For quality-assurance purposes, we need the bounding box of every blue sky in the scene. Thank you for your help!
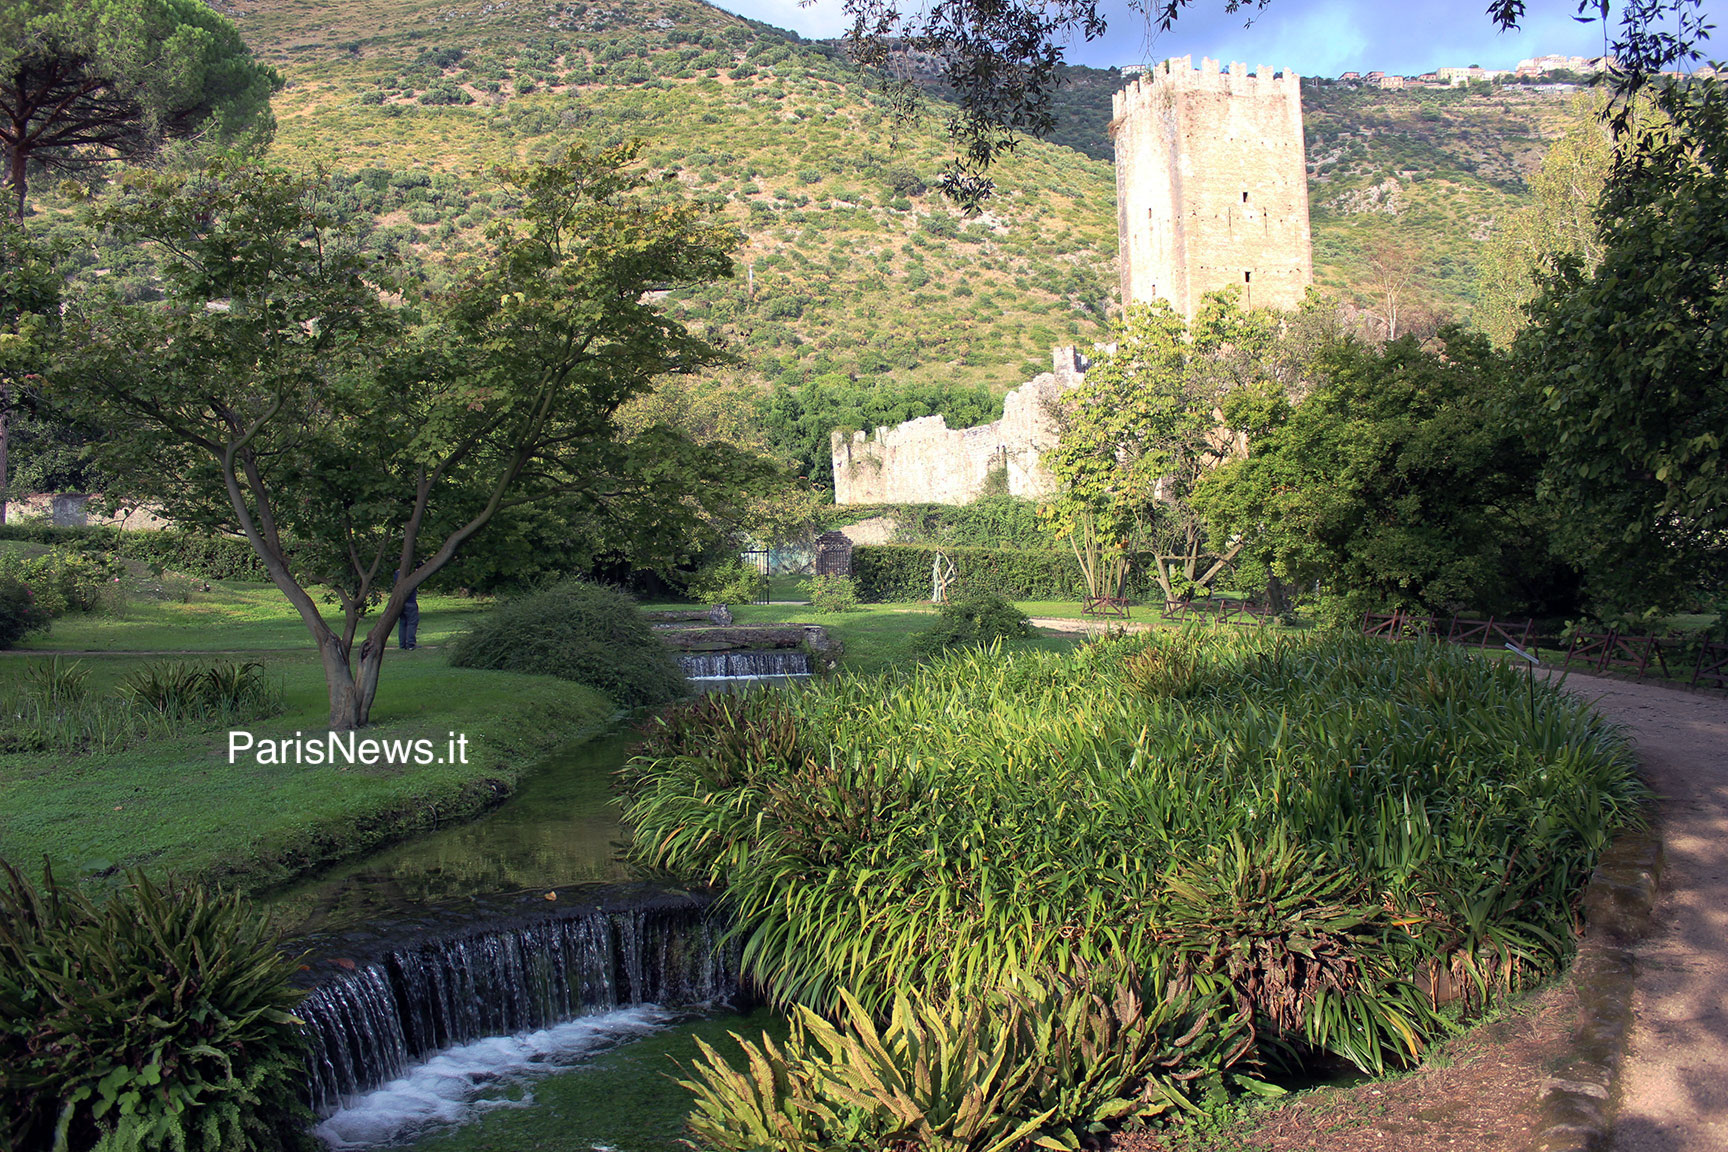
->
[709,0,1717,79]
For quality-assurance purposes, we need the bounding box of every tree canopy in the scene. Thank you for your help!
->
[1476,91,1616,347]
[0,220,62,524]
[1517,77,1728,611]
[0,0,279,219]
[1194,329,1570,624]
[1042,293,1295,602]
[52,147,752,728]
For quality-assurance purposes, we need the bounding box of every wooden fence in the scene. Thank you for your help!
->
[1563,631,1670,680]
[1446,616,1535,651]
[1361,610,1438,639]
[1163,596,1276,626]
[1694,640,1728,690]
[1358,614,1723,689]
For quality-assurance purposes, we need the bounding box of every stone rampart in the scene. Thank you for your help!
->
[830,348,1087,506]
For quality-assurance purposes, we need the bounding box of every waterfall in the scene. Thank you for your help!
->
[297,904,737,1116]
[678,650,812,679]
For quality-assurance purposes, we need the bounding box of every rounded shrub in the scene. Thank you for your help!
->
[448,578,687,708]
[802,574,860,614]
[912,592,1035,654]
[0,576,48,649]
[0,860,314,1152]
[0,546,117,617]
[685,558,765,606]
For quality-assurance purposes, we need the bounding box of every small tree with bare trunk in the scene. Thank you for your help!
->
[53,148,734,729]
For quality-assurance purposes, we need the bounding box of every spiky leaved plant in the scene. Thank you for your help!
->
[0,859,313,1152]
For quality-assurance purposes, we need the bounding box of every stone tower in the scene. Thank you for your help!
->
[1111,56,1312,318]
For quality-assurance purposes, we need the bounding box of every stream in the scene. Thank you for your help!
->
[271,729,762,1151]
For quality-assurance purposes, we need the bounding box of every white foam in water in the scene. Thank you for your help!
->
[314,1005,675,1149]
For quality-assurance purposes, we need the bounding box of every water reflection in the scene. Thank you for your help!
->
[276,732,636,935]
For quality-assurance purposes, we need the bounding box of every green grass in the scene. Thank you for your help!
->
[0,576,1086,891]
[0,581,616,893]
[765,573,808,601]
[10,581,489,652]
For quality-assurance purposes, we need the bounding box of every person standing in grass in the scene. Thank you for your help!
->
[396,570,419,650]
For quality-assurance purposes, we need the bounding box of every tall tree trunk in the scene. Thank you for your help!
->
[326,591,414,730]
[0,375,9,527]
[318,636,361,730]
[7,145,24,223]
[1152,556,1175,602]
[317,622,393,730]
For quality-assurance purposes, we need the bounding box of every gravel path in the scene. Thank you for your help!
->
[1551,673,1728,1151]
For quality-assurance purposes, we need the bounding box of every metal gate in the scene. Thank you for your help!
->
[740,548,770,605]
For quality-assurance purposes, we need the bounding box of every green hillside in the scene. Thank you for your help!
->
[213,0,1591,360]
[1301,81,1584,315]
[30,0,1586,436]
[922,64,1583,319]
[788,46,1586,325]
[211,0,1119,394]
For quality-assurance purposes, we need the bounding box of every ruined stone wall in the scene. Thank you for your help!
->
[1111,56,1312,318]
[830,348,1087,506]
[3,493,172,530]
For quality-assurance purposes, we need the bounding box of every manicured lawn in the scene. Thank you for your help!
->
[0,575,1140,891]
[11,580,491,652]
[0,581,615,892]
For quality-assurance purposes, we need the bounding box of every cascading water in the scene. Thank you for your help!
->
[297,903,738,1119]
[678,649,811,679]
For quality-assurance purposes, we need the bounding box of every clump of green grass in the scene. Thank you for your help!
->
[623,631,1641,1099]
[0,860,312,1152]
[0,658,283,755]
[681,976,1253,1152]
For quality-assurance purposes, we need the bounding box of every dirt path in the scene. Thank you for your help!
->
[1551,673,1728,1151]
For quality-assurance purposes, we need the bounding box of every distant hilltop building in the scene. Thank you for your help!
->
[1109,56,1313,319]
[1436,65,1512,85]
[1336,58,1611,87]
[1515,54,1612,77]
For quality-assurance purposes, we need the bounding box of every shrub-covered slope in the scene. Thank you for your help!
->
[34,0,1585,428]
[200,0,1121,394]
[225,0,1582,351]
[891,57,1583,318]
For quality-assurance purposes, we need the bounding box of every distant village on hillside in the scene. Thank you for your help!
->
[1123,53,1716,90]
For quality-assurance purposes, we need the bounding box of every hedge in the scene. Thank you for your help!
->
[818,497,1047,551]
[851,544,1160,603]
[0,526,270,582]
